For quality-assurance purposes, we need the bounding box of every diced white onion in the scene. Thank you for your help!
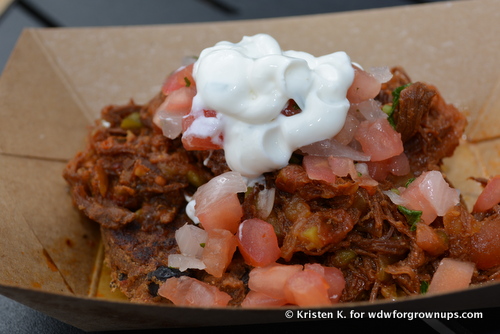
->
[383,189,407,206]
[369,66,393,83]
[185,199,200,224]
[175,223,207,258]
[352,99,387,121]
[193,171,248,210]
[168,254,206,272]
[300,138,370,162]
[256,188,276,219]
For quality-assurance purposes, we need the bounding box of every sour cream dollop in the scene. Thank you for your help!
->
[191,34,355,179]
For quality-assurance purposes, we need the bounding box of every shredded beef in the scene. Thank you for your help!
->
[63,66,498,306]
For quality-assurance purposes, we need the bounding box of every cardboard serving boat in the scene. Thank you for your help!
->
[1,0,499,330]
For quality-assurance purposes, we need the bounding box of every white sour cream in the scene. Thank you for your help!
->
[191,34,354,179]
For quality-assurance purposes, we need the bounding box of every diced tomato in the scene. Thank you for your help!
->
[247,263,303,300]
[182,109,217,131]
[427,258,475,294]
[366,153,410,181]
[193,172,246,234]
[471,220,500,269]
[237,218,281,267]
[167,253,206,272]
[161,63,195,95]
[158,276,232,307]
[416,223,448,256]
[350,162,379,195]
[473,175,500,213]
[162,86,196,114]
[347,66,382,104]
[202,229,238,277]
[197,193,243,234]
[354,118,404,162]
[304,263,345,303]
[389,171,460,225]
[240,291,287,308]
[302,155,336,183]
[153,86,197,139]
[182,109,223,151]
[182,133,223,151]
[283,269,331,306]
[328,156,354,177]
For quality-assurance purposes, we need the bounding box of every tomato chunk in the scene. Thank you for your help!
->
[416,223,448,256]
[386,171,460,225]
[427,258,474,294]
[283,269,331,306]
[366,153,410,181]
[240,291,287,308]
[354,118,404,162]
[182,109,223,151]
[237,219,281,267]
[471,220,500,269]
[202,229,238,277]
[302,155,336,183]
[304,263,345,303]
[193,172,246,234]
[347,66,381,103]
[247,263,303,300]
[197,193,243,233]
[473,175,500,213]
[158,276,231,307]
[161,63,195,95]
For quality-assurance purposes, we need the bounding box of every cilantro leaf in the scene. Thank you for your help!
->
[404,177,416,188]
[397,205,422,231]
[385,83,412,128]
[420,281,429,294]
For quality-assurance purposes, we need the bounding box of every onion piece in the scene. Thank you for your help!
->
[158,276,231,307]
[369,66,393,83]
[350,99,387,121]
[300,138,370,162]
[167,254,206,272]
[175,223,207,258]
[193,171,247,204]
[334,111,360,145]
[256,187,276,219]
[384,171,460,224]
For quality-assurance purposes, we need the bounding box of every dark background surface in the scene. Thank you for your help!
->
[1,1,499,333]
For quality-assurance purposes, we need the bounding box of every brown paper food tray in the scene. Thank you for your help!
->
[1,0,500,331]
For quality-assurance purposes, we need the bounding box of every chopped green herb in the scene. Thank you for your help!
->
[184,76,192,87]
[392,83,412,108]
[199,243,206,248]
[420,281,429,294]
[397,205,422,230]
[386,83,412,128]
[405,177,416,187]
